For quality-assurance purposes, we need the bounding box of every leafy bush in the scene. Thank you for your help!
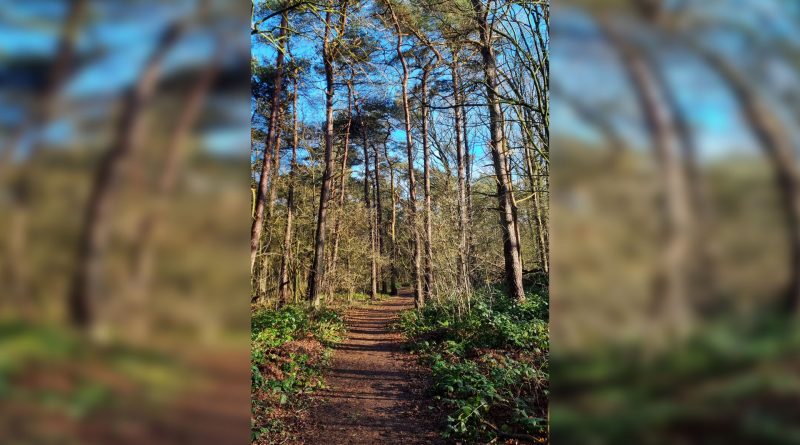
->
[250,305,346,443]
[400,287,549,443]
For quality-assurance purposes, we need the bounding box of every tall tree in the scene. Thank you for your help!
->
[470,0,525,302]
[308,0,349,307]
[451,49,472,294]
[357,97,378,299]
[69,22,184,329]
[279,68,301,304]
[387,0,424,307]
[251,11,289,275]
[329,79,354,287]
[600,16,693,332]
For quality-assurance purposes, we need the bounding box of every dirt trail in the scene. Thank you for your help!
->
[301,291,444,444]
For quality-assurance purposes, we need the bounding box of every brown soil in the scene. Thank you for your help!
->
[299,291,445,445]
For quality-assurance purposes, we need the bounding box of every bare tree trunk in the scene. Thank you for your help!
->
[421,65,434,301]
[521,122,548,273]
[279,74,300,305]
[126,43,220,335]
[258,103,285,298]
[3,0,86,310]
[471,0,525,302]
[644,48,713,307]
[602,18,693,332]
[385,142,399,295]
[307,5,339,307]
[358,101,378,299]
[695,43,800,314]
[451,54,472,294]
[374,136,386,294]
[68,23,183,330]
[388,3,423,307]
[329,80,353,290]
[462,81,474,276]
[251,12,288,275]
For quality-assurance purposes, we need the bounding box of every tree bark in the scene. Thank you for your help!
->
[127,42,221,332]
[329,80,353,289]
[258,102,285,298]
[521,117,548,273]
[250,12,289,274]
[388,3,424,307]
[374,136,386,294]
[471,0,525,302]
[421,64,434,301]
[696,43,800,314]
[451,54,472,294]
[279,73,300,305]
[385,142,399,295]
[358,101,378,299]
[68,22,183,329]
[602,18,693,332]
[307,4,340,307]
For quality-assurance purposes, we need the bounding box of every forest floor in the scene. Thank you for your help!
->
[299,290,445,445]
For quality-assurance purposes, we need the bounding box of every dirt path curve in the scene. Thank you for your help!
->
[300,291,444,445]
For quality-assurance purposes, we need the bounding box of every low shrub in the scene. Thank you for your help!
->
[400,287,549,443]
[250,305,346,443]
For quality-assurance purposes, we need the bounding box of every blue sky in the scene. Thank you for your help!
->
[0,0,247,157]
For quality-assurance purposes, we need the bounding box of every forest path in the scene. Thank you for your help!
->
[300,290,444,444]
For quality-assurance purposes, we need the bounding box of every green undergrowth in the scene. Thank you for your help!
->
[250,304,346,444]
[399,286,549,443]
[551,315,800,444]
[0,321,186,421]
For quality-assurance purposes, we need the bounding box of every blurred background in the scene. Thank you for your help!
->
[8,0,800,443]
[0,0,250,443]
[551,0,800,443]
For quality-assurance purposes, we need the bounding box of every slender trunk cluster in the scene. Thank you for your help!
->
[278,74,300,305]
[329,80,354,287]
[471,0,525,302]
[251,12,289,277]
[451,54,472,294]
[307,7,337,307]
[388,3,424,307]
[602,18,692,332]
[69,22,185,329]
[358,100,378,299]
[248,0,548,310]
[421,65,434,301]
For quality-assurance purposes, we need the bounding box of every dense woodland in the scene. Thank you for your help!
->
[249,0,549,442]
[250,0,548,307]
[552,1,800,443]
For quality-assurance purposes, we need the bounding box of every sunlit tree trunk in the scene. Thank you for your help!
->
[358,101,378,299]
[471,0,525,302]
[258,103,285,298]
[602,18,693,333]
[374,136,386,294]
[329,80,353,292]
[697,44,800,314]
[308,0,348,306]
[69,23,183,329]
[127,44,220,337]
[451,54,471,294]
[279,73,300,305]
[388,2,423,307]
[385,142,399,295]
[420,64,434,301]
[251,12,288,275]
